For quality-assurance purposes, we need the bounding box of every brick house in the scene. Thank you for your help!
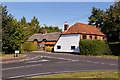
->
[54,22,107,53]
[27,29,61,51]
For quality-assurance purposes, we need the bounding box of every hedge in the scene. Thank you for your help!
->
[79,39,111,55]
[46,46,53,52]
[108,42,120,56]
[22,42,37,51]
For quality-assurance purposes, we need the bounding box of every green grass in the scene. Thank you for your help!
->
[87,55,118,58]
[17,71,118,80]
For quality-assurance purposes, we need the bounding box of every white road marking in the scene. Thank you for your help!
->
[93,62,99,64]
[42,55,79,61]
[8,72,51,79]
[25,59,50,63]
[8,69,117,79]
[86,61,91,63]
[101,63,105,64]
[110,64,117,66]
[2,64,42,71]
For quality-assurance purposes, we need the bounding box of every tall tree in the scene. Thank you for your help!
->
[30,16,40,33]
[88,1,120,42]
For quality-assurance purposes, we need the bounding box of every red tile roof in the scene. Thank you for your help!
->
[44,42,56,45]
[62,22,105,36]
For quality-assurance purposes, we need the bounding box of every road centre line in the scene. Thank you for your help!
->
[41,55,79,61]
[2,64,42,71]
[93,62,99,64]
[25,59,50,63]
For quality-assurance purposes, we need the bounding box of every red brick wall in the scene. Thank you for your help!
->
[79,34,107,41]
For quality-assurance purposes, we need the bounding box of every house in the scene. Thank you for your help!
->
[27,29,61,51]
[54,22,107,53]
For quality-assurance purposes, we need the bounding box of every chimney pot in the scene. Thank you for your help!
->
[64,22,69,31]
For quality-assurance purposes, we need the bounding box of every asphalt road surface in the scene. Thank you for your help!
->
[2,52,118,79]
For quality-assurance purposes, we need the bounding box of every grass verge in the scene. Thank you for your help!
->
[17,71,118,80]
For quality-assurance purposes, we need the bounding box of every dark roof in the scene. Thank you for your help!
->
[27,32,61,42]
[62,22,105,36]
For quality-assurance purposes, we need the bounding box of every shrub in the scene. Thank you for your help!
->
[22,42,37,51]
[79,39,111,55]
[109,42,120,56]
[46,46,53,52]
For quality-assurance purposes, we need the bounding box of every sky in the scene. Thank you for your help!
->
[1,0,116,2]
[2,2,114,30]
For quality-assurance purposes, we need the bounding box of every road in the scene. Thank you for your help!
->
[2,52,118,79]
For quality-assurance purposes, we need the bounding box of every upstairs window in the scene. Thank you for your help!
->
[95,36,97,39]
[83,35,86,39]
[71,46,75,50]
[90,36,92,39]
[57,46,61,49]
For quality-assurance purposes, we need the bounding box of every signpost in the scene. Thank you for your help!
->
[15,50,19,58]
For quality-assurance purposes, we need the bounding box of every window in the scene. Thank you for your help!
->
[95,36,97,39]
[71,46,75,50]
[90,36,92,39]
[43,39,47,43]
[57,46,61,49]
[83,35,86,39]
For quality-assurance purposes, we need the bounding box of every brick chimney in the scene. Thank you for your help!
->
[43,28,47,34]
[64,21,69,31]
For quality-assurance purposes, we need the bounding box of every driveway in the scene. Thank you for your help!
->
[2,52,118,79]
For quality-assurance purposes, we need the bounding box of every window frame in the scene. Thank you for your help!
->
[57,45,61,49]
[90,36,92,39]
[71,46,75,50]
[83,35,86,39]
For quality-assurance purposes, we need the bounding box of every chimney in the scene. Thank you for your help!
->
[64,21,69,31]
[43,28,47,34]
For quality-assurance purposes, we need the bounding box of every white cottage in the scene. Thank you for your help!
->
[54,22,106,53]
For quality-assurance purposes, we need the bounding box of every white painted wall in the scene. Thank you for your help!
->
[54,34,80,53]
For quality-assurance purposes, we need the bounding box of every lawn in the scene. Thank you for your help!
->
[17,71,118,80]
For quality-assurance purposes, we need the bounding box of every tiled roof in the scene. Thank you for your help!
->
[44,42,56,45]
[27,32,61,42]
[62,22,105,36]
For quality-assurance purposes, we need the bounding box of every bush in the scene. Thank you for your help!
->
[79,39,111,55]
[22,42,37,51]
[109,42,120,56]
[46,46,53,52]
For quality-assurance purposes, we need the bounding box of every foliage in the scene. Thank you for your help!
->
[79,39,111,55]
[0,3,2,52]
[22,42,37,51]
[39,24,62,33]
[88,1,120,42]
[46,46,53,52]
[2,5,62,54]
[108,42,120,56]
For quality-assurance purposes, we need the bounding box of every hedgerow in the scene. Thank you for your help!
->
[79,39,111,55]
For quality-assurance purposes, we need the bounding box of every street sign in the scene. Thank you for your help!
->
[15,50,19,58]
[15,50,19,54]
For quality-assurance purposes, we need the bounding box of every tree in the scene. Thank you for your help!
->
[38,25,62,33]
[0,3,2,51]
[88,1,120,42]
[30,16,40,33]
